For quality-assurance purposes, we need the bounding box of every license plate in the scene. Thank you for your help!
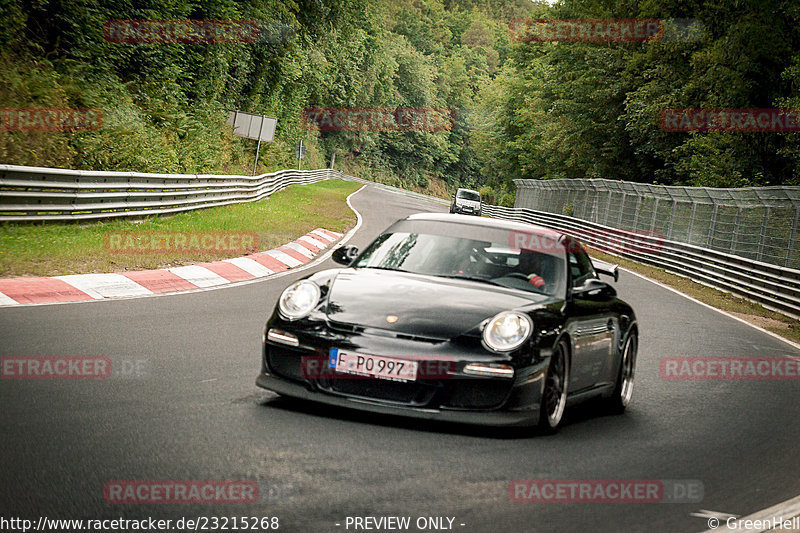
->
[329,349,418,382]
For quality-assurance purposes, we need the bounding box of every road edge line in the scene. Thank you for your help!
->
[621,268,800,352]
[698,493,800,532]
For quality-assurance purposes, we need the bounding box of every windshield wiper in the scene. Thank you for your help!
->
[364,266,412,273]
[437,274,504,286]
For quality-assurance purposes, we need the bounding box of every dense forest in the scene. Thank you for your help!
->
[1,0,799,207]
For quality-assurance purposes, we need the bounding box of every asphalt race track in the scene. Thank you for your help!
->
[1,184,799,533]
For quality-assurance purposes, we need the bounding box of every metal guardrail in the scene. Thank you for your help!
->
[0,165,333,221]
[324,174,800,319]
[515,178,800,269]
[3,163,797,318]
[482,204,800,319]
[337,172,450,206]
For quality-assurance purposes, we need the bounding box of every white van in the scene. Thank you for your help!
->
[449,188,482,216]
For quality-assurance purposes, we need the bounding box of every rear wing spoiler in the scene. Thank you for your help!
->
[591,258,619,282]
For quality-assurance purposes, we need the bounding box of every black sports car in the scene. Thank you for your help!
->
[257,213,638,430]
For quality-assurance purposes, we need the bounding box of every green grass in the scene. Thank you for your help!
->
[0,179,361,277]
[588,248,800,345]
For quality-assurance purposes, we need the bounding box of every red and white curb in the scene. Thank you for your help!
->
[0,228,343,306]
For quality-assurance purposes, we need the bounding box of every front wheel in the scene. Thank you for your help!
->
[538,339,569,433]
[604,331,637,414]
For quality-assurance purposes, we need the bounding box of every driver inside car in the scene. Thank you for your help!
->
[517,250,549,290]
[449,239,481,276]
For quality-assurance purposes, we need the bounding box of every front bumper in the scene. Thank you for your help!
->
[453,206,481,216]
[257,372,541,426]
[257,323,548,427]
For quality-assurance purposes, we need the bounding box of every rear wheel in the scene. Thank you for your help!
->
[604,331,637,414]
[538,339,569,432]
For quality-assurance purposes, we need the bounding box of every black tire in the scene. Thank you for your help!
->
[538,339,570,433]
[604,331,637,414]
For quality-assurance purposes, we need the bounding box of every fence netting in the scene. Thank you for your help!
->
[514,179,800,269]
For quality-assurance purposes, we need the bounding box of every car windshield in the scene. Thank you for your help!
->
[456,190,481,202]
[354,229,566,297]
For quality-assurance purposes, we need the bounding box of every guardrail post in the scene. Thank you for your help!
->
[604,190,613,226]
[757,207,770,262]
[788,207,799,268]
[687,203,697,244]
[650,198,659,233]
[565,188,573,215]
[582,186,593,220]
[667,201,677,240]
[633,195,642,231]
[731,207,742,256]
[707,203,719,247]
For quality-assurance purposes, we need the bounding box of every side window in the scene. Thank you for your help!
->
[568,247,596,287]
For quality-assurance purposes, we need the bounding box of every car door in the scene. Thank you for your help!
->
[565,243,617,393]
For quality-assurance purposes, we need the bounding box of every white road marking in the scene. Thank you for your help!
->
[310,229,338,242]
[168,265,229,288]
[0,292,20,305]
[298,235,329,249]
[265,249,302,268]
[697,493,800,531]
[691,509,739,520]
[622,268,800,353]
[223,257,274,278]
[284,241,314,258]
[55,273,152,299]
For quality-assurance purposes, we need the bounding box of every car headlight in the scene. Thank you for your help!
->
[482,311,533,352]
[278,280,321,320]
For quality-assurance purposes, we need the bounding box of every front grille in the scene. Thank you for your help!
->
[317,376,437,406]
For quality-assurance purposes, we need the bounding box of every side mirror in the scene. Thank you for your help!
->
[331,245,359,265]
[591,259,619,282]
[572,278,616,301]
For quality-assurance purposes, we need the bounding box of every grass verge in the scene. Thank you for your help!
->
[0,179,361,277]
[588,248,800,345]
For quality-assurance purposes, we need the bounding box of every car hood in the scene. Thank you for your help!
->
[325,269,538,339]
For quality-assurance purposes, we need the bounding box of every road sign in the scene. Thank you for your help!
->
[227,110,278,175]
[227,111,277,142]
